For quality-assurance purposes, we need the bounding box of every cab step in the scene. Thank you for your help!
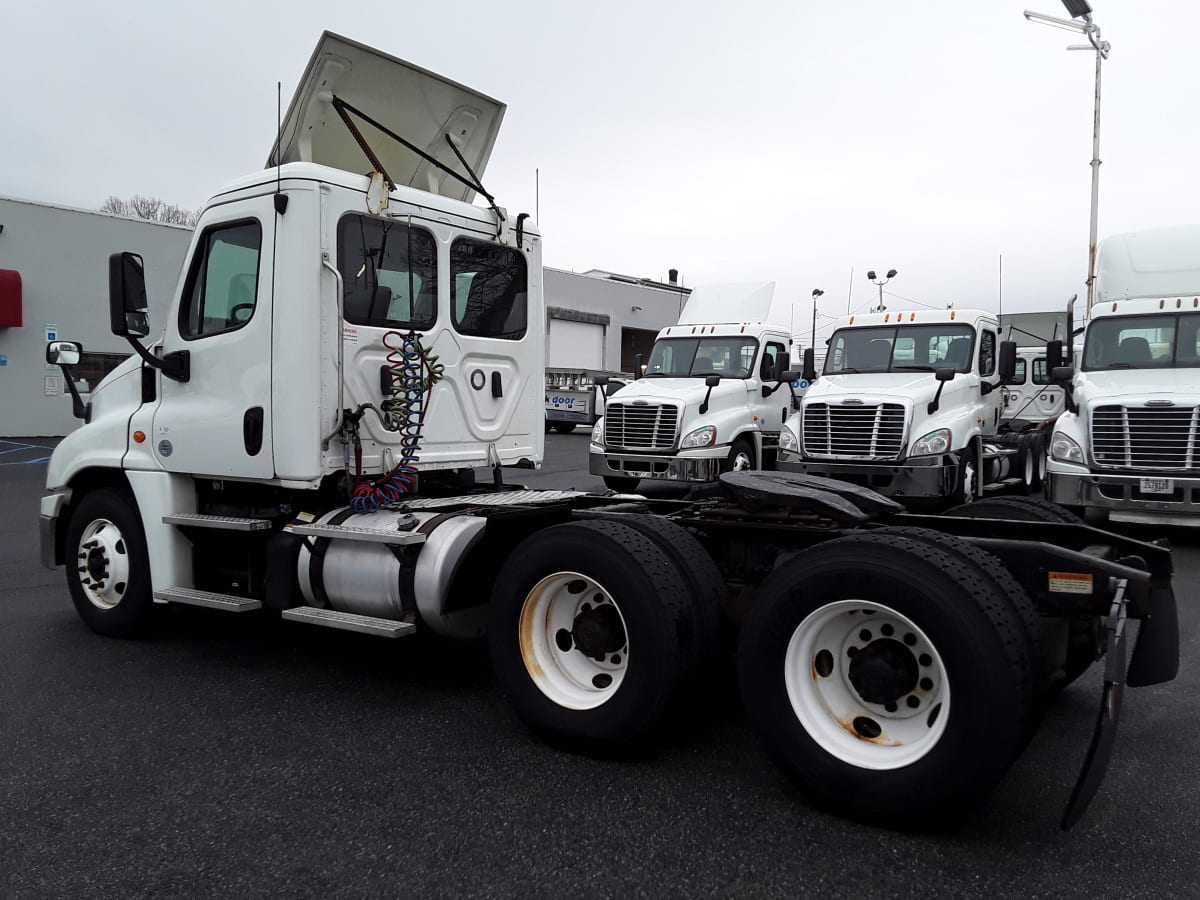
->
[281,606,416,638]
[290,523,426,545]
[982,478,1025,492]
[153,587,262,611]
[163,513,273,532]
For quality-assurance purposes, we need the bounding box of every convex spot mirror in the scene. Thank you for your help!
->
[46,340,82,366]
[1051,365,1075,384]
[705,374,721,387]
[935,367,956,382]
[108,251,150,338]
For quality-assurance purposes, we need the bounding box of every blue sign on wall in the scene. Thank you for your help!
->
[0,354,7,366]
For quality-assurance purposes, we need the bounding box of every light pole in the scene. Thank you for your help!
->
[811,288,824,350]
[1024,0,1110,311]
[866,269,897,312]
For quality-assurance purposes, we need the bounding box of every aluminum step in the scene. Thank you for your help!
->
[154,587,262,611]
[291,523,426,545]
[163,513,273,532]
[281,606,416,638]
[982,478,1025,492]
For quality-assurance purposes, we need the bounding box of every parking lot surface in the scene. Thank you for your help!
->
[3,432,1198,897]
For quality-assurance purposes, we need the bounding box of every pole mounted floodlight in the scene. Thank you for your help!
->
[868,269,897,312]
[811,288,825,348]
[1024,1,1110,310]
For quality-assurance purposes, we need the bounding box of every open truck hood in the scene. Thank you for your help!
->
[268,31,505,204]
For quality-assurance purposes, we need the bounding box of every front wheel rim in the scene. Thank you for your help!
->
[76,518,131,610]
[784,599,951,770]
[732,449,753,471]
[961,459,976,502]
[518,571,629,710]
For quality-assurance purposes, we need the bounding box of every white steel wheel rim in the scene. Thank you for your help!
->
[1037,445,1047,482]
[76,517,132,610]
[518,571,629,710]
[784,599,951,770]
[961,458,976,502]
[732,448,753,471]
[1023,448,1034,487]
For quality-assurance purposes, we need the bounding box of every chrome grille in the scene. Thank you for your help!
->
[802,402,907,460]
[1091,404,1200,471]
[604,403,680,451]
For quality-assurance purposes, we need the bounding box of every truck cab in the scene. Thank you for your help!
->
[777,308,1027,504]
[1046,226,1200,525]
[588,282,796,492]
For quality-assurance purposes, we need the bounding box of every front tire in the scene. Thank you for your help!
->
[551,422,577,434]
[64,487,154,638]
[723,437,756,473]
[950,444,978,506]
[738,530,1036,828]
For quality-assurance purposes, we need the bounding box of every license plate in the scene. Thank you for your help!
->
[1140,478,1174,495]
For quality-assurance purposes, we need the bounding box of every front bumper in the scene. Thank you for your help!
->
[589,447,724,483]
[776,453,956,499]
[1047,467,1200,525]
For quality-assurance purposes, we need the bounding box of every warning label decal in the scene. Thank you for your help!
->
[1049,571,1093,595]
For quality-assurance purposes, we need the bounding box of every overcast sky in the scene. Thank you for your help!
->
[5,1,1198,343]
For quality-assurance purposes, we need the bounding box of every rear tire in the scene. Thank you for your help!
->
[603,475,641,493]
[489,519,700,751]
[738,530,1036,828]
[65,487,155,638]
[551,422,577,434]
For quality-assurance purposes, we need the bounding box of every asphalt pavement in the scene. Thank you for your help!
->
[3,433,1199,898]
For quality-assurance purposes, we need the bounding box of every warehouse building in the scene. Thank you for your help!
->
[0,196,687,437]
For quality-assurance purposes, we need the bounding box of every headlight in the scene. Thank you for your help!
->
[779,425,799,452]
[681,425,717,448]
[591,418,605,446]
[910,428,951,457]
[1051,432,1084,464]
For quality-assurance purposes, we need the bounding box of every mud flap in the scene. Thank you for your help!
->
[1126,585,1179,687]
[1061,585,1127,830]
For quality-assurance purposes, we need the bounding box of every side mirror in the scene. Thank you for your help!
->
[633,353,643,381]
[802,348,817,382]
[774,358,790,381]
[782,370,800,382]
[46,340,82,367]
[1051,365,1075,385]
[108,252,150,338]
[1046,339,1065,372]
[593,375,609,387]
[935,367,956,382]
[705,374,721,387]
[998,340,1017,382]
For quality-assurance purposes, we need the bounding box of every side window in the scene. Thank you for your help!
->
[451,238,527,340]
[338,215,437,330]
[1032,358,1051,385]
[180,220,262,339]
[760,341,787,379]
[1011,359,1027,385]
[979,330,996,377]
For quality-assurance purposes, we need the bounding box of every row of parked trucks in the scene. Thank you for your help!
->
[39,33,1182,830]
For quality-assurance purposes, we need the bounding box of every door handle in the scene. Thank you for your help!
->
[243,406,264,456]
[491,371,503,398]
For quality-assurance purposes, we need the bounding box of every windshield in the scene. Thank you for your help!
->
[824,325,976,375]
[645,337,759,378]
[1082,313,1200,370]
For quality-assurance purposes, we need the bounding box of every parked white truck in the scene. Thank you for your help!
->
[1046,225,1200,526]
[36,33,1179,830]
[588,282,797,491]
[777,308,1048,504]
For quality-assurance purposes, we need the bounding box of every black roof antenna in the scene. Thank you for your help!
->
[273,81,288,216]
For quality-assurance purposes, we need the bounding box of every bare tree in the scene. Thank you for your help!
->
[100,194,201,227]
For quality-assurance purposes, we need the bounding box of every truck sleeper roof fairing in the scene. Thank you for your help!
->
[676,282,779,326]
[268,31,505,205]
[1096,225,1200,302]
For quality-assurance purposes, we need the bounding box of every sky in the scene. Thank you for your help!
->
[4,0,1199,345]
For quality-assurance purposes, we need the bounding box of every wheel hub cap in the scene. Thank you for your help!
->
[847,638,918,705]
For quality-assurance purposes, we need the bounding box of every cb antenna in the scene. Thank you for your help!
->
[273,81,288,215]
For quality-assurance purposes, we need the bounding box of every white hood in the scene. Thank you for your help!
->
[609,377,744,408]
[269,32,505,204]
[805,372,940,405]
[1077,368,1200,401]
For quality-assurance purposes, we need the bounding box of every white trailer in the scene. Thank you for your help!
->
[1046,225,1200,526]
[37,33,1179,830]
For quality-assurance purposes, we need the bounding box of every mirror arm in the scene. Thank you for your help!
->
[700,386,715,415]
[927,382,946,415]
[54,363,91,421]
[122,335,190,383]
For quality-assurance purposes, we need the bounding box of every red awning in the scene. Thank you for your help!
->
[0,269,21,327]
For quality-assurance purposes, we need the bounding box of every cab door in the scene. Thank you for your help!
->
[150,197,275,478]
[977,327,1004,432]
[750,338,791,433]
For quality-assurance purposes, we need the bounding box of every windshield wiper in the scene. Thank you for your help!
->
[832,367,860,374]
[894,365,935,371]
[1105,362,1137,369]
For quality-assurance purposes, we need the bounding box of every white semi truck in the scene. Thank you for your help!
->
[777,308,1049,504]
[1046,225,1200,526]
[38,33,1179,830]
[588,282,797,491]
